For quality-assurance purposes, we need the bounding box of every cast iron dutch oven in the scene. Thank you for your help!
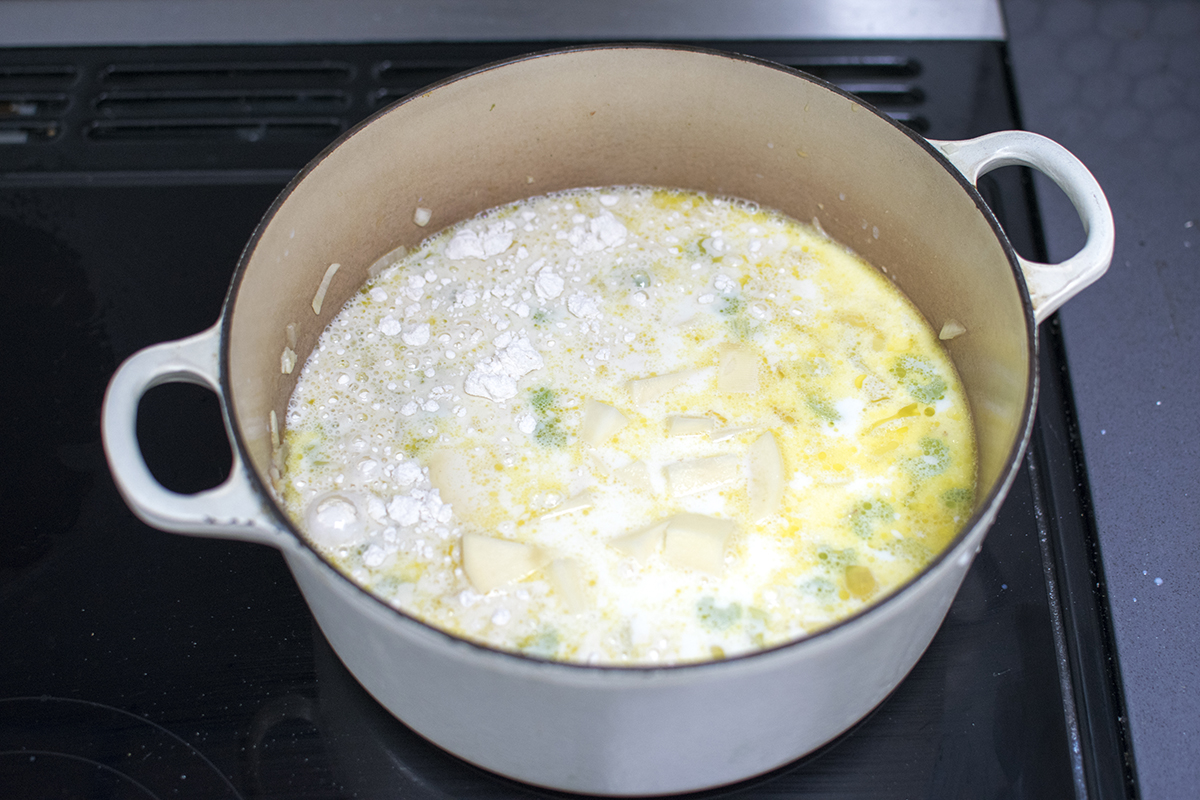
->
[102,46,1113,796]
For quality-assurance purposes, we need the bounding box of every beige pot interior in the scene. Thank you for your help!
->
[225,46,1031,524]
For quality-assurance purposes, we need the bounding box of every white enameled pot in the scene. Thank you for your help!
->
[101,46,1113,796]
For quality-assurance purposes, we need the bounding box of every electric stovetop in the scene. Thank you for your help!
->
[0,39,1132,799]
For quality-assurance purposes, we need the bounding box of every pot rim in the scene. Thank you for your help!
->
[219,42,1038,675]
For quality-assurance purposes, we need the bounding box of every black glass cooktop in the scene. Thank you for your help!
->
[0,41,1130,799]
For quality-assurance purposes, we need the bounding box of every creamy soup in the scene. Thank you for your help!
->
[276,186,976,665]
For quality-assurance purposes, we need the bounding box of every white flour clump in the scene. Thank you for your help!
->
[464,332,545,402]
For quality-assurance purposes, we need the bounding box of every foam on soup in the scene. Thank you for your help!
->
[276,186,976,665]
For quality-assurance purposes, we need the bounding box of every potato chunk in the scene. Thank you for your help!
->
[628,369,701,407]
[608,520,670,563]
[669,416,715,437]
[579,400,630,446]
[548,558,590,612]
[717,345,760,393]
[461,533,549,593]
[663,514,736,575]
[747,431,786,522]
[665,455,740,497]
[427,449,490,525]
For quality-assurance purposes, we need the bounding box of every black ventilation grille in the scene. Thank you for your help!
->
[99,61,356,89]
[0,42,992,174]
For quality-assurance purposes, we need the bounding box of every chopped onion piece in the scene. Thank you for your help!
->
[939,319,967,340]
[281,346,297,374]
[461,533,549,593]
[414,206,433,227]
[663,514,735,576]
[665,455,740,498]
[579,400,630,446]
[311,262,341,315]
[747,431,786,522]
[608,520,670,563]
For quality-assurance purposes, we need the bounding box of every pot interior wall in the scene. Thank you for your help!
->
[226,46,1032,520]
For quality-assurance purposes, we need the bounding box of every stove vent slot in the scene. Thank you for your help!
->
[782,55,928,132]
[94,90,351,118]
[785,55,920,79]
[0,65,78,91]
[0,67,75,146]
[84,61,357,147]
[99,61,355,90]
[2,94,70,118]
[84,118,344,143]
[371,60,477,108]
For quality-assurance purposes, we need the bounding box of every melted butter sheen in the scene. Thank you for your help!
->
[279,187,976,665]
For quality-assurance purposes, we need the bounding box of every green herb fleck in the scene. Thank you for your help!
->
[942,486,974,511]
[529,387,556,415]
[816,545,857,570]
[848,499,895,539]
[719,296,745,316]
[521,628,560,659]
[891,355,948,404]
[806,394,841,423]
[908,436,951,479]
[800,576,837,601]
[534,418,568,448]
[528,387,567,448]
[697,596,743,630]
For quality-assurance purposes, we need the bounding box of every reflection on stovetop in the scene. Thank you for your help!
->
[0,38,1125,800]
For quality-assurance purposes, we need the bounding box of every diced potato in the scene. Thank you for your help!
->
[614,460,654,492]
[845,565,877,598]
[461,533,549,593]
[427,449,488,524]
[541,491,594,520]
[628,369,701,407]
[747,431,786,522]
[663,514,736,575]
[669,416,715,437]
[665,455,740,498]
[586,449,612,478]
[548,558,590,613]
[579,400,630,446]
[717,345,760,393]
[608,520,670,563]
[710,425,758,442]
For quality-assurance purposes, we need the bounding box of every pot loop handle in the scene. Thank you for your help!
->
[101,324,288,548]
[930,131,1114,325]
